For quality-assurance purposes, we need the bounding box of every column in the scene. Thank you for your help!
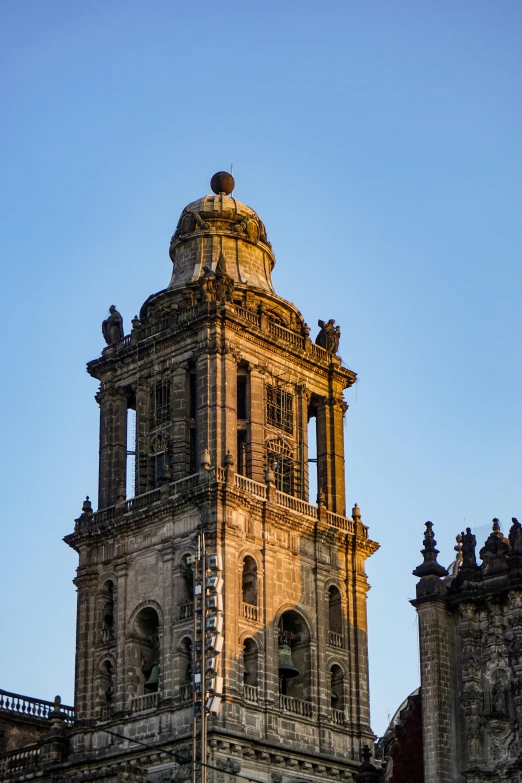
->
[96,385,128,509]
[134,378,151,495]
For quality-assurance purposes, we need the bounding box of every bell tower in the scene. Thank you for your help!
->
[65,172,379,782]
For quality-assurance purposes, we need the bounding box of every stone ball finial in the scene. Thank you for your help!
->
[211,171,235,195]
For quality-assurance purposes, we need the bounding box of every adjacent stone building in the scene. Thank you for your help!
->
[411,518,522,782]
[0,173,379,783]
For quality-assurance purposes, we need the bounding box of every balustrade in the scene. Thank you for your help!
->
[92,506,116,525]
[244,684,258,703]
[170,473,200,494]
[328,631,344,648]
[242,603,259,622]
[234,305,261,328]
[179,602,193,620]
[268,320,303,348]
[275,491,318,519]
[332,709,345,726]
[125,488,161,512]
[0,689,74,722]
[278,694,314,718]
[0,745,40,776]
[97,705,112,721]
[325,510,355,534]
[234,474,267,498]
[179,684,192,702]
[130,692,158,713]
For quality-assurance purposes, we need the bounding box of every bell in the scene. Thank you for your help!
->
[278,643,300,680]
[144,664,159,689]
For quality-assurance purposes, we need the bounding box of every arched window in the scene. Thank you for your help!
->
[178,636,193,703]
[99,660,113,706]
[278,610,311,701]
[179,554,194,620]
[243,638,259,703]
[101,580,115,643]
[266,437,295,496]
[242,556,258,606]
[330,664,344,712]
[328,586,343,647]
[133,607,160,694]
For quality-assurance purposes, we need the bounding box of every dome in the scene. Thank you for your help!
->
[168,175,276,292]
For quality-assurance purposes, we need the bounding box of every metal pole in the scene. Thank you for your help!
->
[201,533,207,783]
[192,536,200,783]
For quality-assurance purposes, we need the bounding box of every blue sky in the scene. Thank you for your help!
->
[1,1,522,737]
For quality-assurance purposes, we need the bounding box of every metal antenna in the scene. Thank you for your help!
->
[231,163,234,176]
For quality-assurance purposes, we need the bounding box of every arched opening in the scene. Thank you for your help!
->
[133,607,160,694]
[243,638,259,702]
[242,556,258,605]
[179,554,194,620]
[101,580,115,643]
[328,586,343,647]
[266,436,295,496]
[99,660,113,707]
[330,664,344,713]
[307,403,318,503]
[179,636,193,702]
[278,610,311,701]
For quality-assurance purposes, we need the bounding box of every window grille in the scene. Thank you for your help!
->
[266,384,293,433]
[151,381,170,428]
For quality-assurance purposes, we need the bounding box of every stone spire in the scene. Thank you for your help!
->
[413,521,449,579]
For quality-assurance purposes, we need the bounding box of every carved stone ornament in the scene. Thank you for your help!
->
[315,319,340,353]
[460,683,484,761]
[173,209,210,241]
[102,305,124,345]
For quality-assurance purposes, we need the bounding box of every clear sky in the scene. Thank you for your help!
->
[1,1,522,738]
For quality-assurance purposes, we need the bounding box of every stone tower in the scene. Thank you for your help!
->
[412,518,522,783]
[64,173,379,782]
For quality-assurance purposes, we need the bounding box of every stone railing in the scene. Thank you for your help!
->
[279,694,314,718]
[92,506,116,525]
[244,684,258,703]
[170,472,200,494]
[130,692,158,713]
[125,488,161,512]
[84,471,364,541]
[0,744,41,776]
[234,305,261,328]
[267,319,304,349]
[325,510,355,534]
[101,628,114,643]
[332,709,345,726]
[114,334,132,351]
[242,602,259,622]
[275,491,318,519]
[328,631,343,649]
[234,473,267,499]
[0,689,74,723]
[97,705,112,721]
[179,602,193,620]
[179,684,192,702]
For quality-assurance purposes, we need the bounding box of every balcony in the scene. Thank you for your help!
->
[279,694,314,718]
[244,684,258,703]
[179,602,193,621]
[328,631,343,648]
[75,471,368,541]
[130,692,158,713]
[0,689,74,723]
[242,602,259,622]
